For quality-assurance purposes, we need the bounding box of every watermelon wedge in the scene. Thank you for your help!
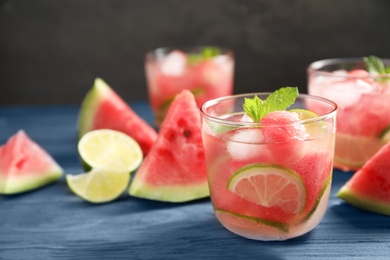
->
[78,78,157,155]
[129,90,209,202]
[337,140,390,215]
[0,130,63,194]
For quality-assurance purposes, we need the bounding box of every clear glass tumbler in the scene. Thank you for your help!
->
[308,58,390,171]
[145,46,234,127]
[200,93,337,240]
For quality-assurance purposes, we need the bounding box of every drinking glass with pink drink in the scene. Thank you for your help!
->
[308,57,390,171]
[200,87,337,241]
[145,46,234,127]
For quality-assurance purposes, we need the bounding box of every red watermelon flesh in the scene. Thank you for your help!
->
[290,152,333,216]
[0,130,63,194]
[337,140,390,215]
[129,89,209,202]
[78,78,157,155]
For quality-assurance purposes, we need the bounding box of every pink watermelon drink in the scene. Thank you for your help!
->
[200,88,337,241]
[145,46,234,127]
[308,57,390,171]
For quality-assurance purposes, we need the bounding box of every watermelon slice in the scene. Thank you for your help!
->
[0,130,63,194]
[337,140,390,215]
[129,90,209,202]
[78,78,157,155]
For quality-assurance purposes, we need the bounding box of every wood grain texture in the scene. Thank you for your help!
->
[0,103,390,260]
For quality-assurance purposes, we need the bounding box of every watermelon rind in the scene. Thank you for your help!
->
[336,140,390,216]
[337,188,390,216]
[129,181,209,203]
[78,78,107,138]
[1,169,63,195]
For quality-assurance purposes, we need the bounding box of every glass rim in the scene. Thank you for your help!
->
[307,57,390,79]
[145,45,234,60]
[200,92,338,127]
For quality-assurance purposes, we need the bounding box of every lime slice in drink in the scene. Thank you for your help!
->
[334,133,384,171]
[66,162,130,203]
[78,129,143,173]
[379,125,390,143]
[227,163,306,214]
[299,173,332,223]
[289,109,327,138]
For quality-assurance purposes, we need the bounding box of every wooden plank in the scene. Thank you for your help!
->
[0,105,390,259]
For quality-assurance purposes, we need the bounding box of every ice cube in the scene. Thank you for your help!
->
[325,80,374,108]
[161,50,187,76]
[227,128,264,160]
[240,113,253,122]
[332,70,349,77]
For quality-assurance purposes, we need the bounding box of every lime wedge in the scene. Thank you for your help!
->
[66,162,130,203]
[78,129,143,173]
[289,109,327,138]
[227,163,306,214]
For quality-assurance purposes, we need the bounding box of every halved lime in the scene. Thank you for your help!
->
[66,162,130,203]
[78,129,143,173]
[227,163,306,214]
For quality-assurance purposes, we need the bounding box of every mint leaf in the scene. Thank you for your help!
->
[363,56,390,82]
[201,47,221,59]
[188,47,221,65]
[363,56,387,74]
[243,87,299,122]
[243,96,264,122]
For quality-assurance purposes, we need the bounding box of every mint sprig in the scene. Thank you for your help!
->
[243,87,299,122]
[188,47,221,65]
[363,56,390,82]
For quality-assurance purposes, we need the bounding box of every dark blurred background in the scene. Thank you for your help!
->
[1,0,390,105]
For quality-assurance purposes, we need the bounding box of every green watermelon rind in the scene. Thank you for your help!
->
[1,168,63,195]
[337,187,390,216]
[129,181,210,202]
[77,78,107,139]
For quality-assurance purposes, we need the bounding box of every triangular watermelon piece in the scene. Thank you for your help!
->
[129,90,209,202]
[337,140,390,215]
[0,130,63,194]
[78,78,157,155]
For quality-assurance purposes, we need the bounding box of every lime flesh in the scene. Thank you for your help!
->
[78,129,143,173]
[227,163,306,215]
[66,162,130,203]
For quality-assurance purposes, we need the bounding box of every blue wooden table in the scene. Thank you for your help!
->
[0,103,389,260]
